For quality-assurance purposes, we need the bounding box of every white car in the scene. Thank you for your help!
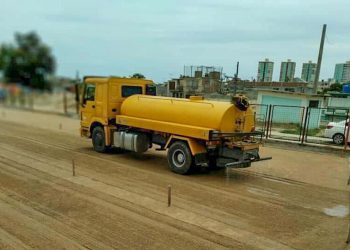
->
[324,119,350,145]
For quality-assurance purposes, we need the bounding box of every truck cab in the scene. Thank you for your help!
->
[80,76,155,139]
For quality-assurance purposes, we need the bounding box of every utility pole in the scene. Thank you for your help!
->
[75,70,80,114]
[313,24,327,94]
[233,61,239,95]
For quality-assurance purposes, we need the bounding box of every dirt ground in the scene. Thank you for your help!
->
[0,107,350,249]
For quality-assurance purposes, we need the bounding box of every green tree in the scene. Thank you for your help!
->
[0,31,56,89]
[322,83,342,93]
[131,73,145,79]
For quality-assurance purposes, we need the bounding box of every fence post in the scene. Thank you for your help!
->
[167,185,172,207]
[265,105,272,139]
[63,89,68,114]
[29,91,34,110]
[75,84,80,115]
[301,107,309,145]
[344,111,350,151]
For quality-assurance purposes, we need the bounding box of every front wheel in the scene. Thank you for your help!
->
[333,133,345,145]
[92,126,108,152]
[167,141,193,174]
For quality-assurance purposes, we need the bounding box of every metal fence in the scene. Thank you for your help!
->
[254,104,350,150]
[251,104,269,133]
[1,86,78,116]
[303,107,349,146]
[267,105,305,141]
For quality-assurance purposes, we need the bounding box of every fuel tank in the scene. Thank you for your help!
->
[118,95,254,133]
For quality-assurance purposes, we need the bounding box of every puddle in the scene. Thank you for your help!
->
[323,205,349,218]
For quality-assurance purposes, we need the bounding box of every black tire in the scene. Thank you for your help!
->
[333,133,345,145]
[92,126,108,153]
[167,141,193,174]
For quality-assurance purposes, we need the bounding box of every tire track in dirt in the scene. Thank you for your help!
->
[0,161,232,249]
[0,189,114,249]
[0,227,30,250]
[0,147,292,249]
[0,200,87,249]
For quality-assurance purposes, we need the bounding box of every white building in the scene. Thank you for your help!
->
[279,59,296,82]
[301,61,317,83]
[257,59,274,82]
[334,61,350,83]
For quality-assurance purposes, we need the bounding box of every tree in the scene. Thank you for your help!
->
[131,73,145,79]
[322,83,342,93]
[0,31,56,89]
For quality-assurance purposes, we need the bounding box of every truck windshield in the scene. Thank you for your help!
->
[122,86,142,97]
[83,84,95,103]
[146,85,156,96]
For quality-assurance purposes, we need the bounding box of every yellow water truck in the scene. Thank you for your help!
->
[80,76,271,174]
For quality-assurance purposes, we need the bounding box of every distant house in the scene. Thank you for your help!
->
[327,92,350,109]
[168,76,221,98]
[257,90,326,129]
[155,83,168,96]
[237,81,309,93]
[325,92,350,118]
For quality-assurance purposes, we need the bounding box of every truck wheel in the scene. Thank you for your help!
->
[92,126,108,153]
[167,141,193,174]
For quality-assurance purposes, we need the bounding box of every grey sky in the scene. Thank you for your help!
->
[1,0,349,82]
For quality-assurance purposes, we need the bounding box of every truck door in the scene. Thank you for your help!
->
[81,83,96,128]
[94,82,108,120]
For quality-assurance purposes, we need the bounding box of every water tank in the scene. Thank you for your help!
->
[342,84,350,93]
[118,95,254,133]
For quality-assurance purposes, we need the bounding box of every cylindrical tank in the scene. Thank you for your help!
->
[342,84,350,93]
[120,95,254,133]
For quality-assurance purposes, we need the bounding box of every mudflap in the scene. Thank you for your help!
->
[194,152,208,165]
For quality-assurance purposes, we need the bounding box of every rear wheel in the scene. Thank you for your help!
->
[167,141,193,174]
[92,126,108,152]
[333,133,345,145]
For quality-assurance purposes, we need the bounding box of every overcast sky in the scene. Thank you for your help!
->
[1,0,349,82]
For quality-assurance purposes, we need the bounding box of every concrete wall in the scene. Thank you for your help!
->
[328,96,350,108]
[260,95,303,124]
[257,91,324,128]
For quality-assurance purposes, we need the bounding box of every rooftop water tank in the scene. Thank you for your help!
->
[342,84,350,93]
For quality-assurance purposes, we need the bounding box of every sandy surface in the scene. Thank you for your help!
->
[0,107,350,249]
